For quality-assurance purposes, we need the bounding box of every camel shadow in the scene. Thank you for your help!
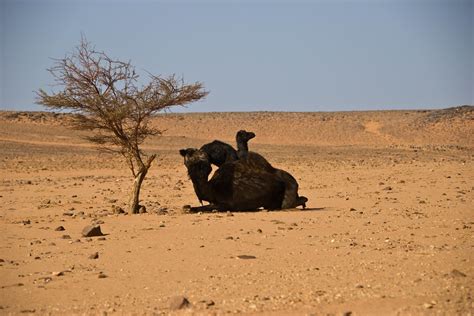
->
[183,205,328,214]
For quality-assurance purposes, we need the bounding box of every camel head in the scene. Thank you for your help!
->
[179,148,212,179]
[236,130,256,143]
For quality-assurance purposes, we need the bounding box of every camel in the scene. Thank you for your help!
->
[179,148,285,212]
[235,130,308,209]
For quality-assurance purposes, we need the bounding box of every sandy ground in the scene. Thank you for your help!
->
[0,107,473,315]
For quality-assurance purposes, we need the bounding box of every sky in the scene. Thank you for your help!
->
[1,0,472,112]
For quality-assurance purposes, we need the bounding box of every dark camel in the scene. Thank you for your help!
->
[180,148,285,212]
[235,130,307,209]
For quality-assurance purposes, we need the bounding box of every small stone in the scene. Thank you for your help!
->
[81,225,104,237]
[423,303,433,309]
[61,235,71,239]
[52,271,64,277]
[112,205,125,214]
[383,186,392,191]
[182,205,192,213]
[22,220,31,225]
[63,211,75,216]
[257,229,263,233]
[226,211,234,217]
[55,226,65,231]
[200,299,215,307]
[451,269,466,278]
[89,252,99,259]
[236,255,256,260]
[349,208,357,212]
[98,272,107,279]
[170,296,191,310]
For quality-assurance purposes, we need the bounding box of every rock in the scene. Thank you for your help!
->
[383,186,393,191]
[81,225,104,237]
[112,205,125,214]
[22,220,31,225]
[63,211,75,216]
[170,296,191,310]
[98,272,107,279]
[451,269,466,278]
[55,226,65,231]
[236,255,256,260]
[89,252,99,259]
[349,208,357,212]
[52,271,64,277]
[62,235,71,239]
[182,205,192,213]
[199,299,215,307]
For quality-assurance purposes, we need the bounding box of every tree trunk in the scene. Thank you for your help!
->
[128,154,156,214]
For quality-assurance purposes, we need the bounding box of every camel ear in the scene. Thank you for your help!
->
[179,149,187,157]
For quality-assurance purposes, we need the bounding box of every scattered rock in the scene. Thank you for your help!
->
[236,255,256,260]
[170,296,191,310]
[22,220,31,225]
[55,226,65,231]
[81,225,104,237]
[63,211,75,216]
[89,252,99,259]
[61,235,71,239]
[98,272,108,279]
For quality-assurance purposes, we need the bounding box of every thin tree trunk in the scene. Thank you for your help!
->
[128,154,156,214]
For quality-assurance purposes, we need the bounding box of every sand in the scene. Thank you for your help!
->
[0,107,473,315]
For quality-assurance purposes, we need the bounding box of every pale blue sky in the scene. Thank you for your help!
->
[1,0,472,112]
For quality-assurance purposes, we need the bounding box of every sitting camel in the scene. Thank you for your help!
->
[180,148,285,212]
[235,130,307,209]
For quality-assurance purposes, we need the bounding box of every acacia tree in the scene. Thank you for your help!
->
[37,38,208,214]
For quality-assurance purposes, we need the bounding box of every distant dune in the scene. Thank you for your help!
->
[1,106,473,148]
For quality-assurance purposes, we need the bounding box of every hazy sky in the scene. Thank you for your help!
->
[1,0,472,112]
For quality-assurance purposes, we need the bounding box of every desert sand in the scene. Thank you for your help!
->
[0,107,473,315]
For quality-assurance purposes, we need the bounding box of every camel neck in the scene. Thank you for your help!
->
[236,139,249,158]
[189,172,214,202]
